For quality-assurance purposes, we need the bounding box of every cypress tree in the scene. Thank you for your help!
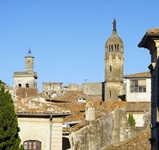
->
[128,113,136,127]
[0,82,21,149]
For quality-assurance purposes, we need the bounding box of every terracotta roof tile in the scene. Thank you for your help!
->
[125,102,150,112]
[14,97,71,115]
[123,71,150,78]
[62,99,127,132]
[104,129,150,150]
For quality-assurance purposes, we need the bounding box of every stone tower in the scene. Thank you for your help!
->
[25,49,34,73]
[13,49,38,88]
[104,19,124,102]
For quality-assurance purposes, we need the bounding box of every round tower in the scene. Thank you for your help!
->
[104,19,124,102]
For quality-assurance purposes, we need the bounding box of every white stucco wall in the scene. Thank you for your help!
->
[14,76,37,88]
[125,79,151,102]
[18,117,63,150]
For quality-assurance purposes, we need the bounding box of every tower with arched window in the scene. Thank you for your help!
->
[104,19,124,102]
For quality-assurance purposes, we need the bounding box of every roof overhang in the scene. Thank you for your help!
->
[138,28,159,49]
[17,112,70,118]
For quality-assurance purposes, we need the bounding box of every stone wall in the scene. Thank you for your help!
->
[66,108,126,150]
[42,82,62,92]
[66,84,82,91]
[69,112,114,150]
[82,82,103,96]
[16,88,38,98]
[65,106,150,150]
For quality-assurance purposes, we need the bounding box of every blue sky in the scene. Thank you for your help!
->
[0,1,158,91]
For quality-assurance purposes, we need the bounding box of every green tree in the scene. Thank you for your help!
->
[0,82,21,149]
[19,145,24,150]
[128,113,136,127]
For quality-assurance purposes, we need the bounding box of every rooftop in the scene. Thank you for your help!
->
[14,97,71,116]
[123,71,150,79]
[104,129,150,150]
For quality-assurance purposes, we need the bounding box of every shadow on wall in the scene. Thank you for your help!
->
[102,82,105,101]
[118,95,126,101]
[62,137,71,150]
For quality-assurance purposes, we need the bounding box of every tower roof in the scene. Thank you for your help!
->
[106,19,123,45]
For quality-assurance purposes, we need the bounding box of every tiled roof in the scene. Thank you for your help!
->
[41,90,86,102]
[146,28,159,35]
[63,99,127,132]
[138,28,159,48]
[123,71,150,78]
[104,129,150,150]
[125,102,150,112]
[14,97,71,115]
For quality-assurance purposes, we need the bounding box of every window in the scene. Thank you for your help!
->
[26,83,29,88]
[116,44,119,52]
[130,79,146,93]
[109,91,111,97]
[18,84,22,87]
[109,44,113,51]
[110,66,112,72]
[23,140,41,150]
[115,44,119,51]
[111,45,113,51]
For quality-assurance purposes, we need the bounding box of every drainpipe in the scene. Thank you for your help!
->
[50,115,53,150]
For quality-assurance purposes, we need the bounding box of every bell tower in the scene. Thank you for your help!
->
[13,48,38,89]
[104,19,124,102]
[25,49,34,73]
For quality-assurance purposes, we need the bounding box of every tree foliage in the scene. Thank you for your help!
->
[0,82,21,149]
[128,113,136,127]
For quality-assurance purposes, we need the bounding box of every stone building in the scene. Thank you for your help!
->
[13,50,38,98]
[15,97,70,150]
[124,71,151,102]
[42,82,62,92]
[13,50,38,89]
[104,19,124,102]
[138,28,159,150]
[82,82,103,97]
[120,71,151,128]
[62,99,150,150]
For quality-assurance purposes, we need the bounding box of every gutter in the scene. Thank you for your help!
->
[50,115,53,150]
[17,113,70,118]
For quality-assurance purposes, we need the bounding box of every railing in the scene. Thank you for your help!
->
[130,86,146,93]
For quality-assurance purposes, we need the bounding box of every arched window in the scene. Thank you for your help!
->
[117,44,119,51]
[111,44,113,51]
[115,44,118,51]
[109,45,111,51]
[26,83,29,88]
[109,45,112,51]
[18,84,22,87]
[23,140,41,150]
